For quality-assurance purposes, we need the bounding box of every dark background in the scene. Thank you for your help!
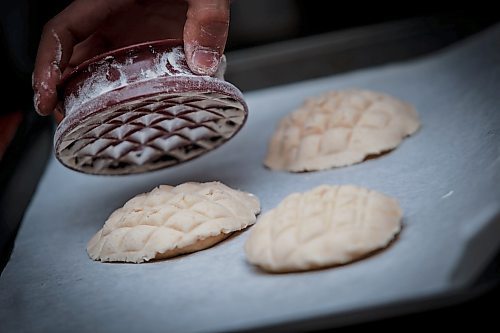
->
[1,2,498,114]
[0,1,498,331]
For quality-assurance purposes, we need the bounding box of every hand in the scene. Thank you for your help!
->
[32,0,230,116]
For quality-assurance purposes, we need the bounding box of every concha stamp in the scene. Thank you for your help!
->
[55,40,248,175]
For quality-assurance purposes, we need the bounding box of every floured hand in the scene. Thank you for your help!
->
[32,0,230,116]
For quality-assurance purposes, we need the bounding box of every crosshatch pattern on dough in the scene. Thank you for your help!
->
[245,185,402,273]
[88,182,260,263]
[264,90,420,172]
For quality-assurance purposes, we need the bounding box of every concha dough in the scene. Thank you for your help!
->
[88,182,260,263]
[245,185,402,273]
[264,89,420,172]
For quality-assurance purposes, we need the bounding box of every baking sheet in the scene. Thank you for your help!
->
[1,24,500,332]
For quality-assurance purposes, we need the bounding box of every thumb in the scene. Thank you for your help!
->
[184,0,230,76]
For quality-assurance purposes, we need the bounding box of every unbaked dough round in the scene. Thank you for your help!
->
[245,185,402,272]
[264,89,420,172]
[87,182,260,263]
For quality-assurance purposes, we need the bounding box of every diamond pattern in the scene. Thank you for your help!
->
[245,185,402,272]
[264,89,420,172]
[87,182,260,263]
[58,92,245,174]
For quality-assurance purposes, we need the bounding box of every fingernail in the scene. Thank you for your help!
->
[191,48,219,75]
[33,90,42,115]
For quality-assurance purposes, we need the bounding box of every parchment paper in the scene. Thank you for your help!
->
[1,24,499,333]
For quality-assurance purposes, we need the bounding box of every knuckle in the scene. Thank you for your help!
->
[42,19,62,37]
[43,17,59,31]
[190,8,229,26]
